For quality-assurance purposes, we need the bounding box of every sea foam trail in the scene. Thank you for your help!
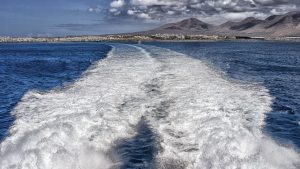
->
[137,45,300,169]
[0,44,159,169]
[0,44,299,169]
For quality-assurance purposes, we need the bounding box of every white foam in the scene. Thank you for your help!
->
[0,43,299,169]
[137,45,300,169]
[0,44,159,169]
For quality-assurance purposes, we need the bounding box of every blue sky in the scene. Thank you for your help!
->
[1,0,298,37]
[0,0,158,37]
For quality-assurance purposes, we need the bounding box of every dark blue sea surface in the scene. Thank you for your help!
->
[148,41,300,149]
[0,43,111,140]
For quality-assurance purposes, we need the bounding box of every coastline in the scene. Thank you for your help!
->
[0,35,300,43]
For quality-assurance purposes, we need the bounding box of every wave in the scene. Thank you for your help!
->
[0,44,299,169]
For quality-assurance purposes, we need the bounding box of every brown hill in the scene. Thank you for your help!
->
[219,17,263,31]
[135,18,214,35]
[135,11,300,37]
[156,18,213,31]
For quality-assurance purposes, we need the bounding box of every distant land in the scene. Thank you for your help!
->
[1,11,300,43]
[132,11,300,38]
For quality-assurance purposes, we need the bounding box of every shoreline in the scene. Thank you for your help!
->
[0,35,300,43]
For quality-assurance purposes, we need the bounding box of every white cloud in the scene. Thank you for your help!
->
[109,8,118,13]
[254,0,290,5]
[127,10,135,15]
[108,0,300,23]
[130,0,184,6]
[167,11,175,15]
[137,13,151,19]
[110,0,125,8]
[88,6,102,13]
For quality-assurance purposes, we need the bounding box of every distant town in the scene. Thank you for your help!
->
[1,34,300,43]
[0,34,248,43]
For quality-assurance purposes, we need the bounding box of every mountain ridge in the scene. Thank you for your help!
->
[134,11,300,37]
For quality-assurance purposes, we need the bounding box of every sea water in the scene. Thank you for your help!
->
[0,42,299,169]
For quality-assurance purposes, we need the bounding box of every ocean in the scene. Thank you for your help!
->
[0,42,299,169]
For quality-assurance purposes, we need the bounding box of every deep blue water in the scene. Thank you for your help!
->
[148,41,300,149]
[0,43,111,140]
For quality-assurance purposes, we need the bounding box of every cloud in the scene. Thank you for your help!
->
[110,0,125,8]
[107,0,299,23]
[88,5,103,13]
[137,12,151,19]
[253,0,291,5]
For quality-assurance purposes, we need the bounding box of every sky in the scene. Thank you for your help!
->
[0,0,299,37]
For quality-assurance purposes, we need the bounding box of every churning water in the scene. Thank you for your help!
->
[0,42,299,169]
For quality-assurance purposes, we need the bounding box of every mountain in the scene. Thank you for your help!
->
[250,11,300,37]
[219,17,263,31]
[135,18,214,35]
[155,18,213,32]
[135,11,300,37]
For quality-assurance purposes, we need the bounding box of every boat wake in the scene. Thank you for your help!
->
[0,44,299,169]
